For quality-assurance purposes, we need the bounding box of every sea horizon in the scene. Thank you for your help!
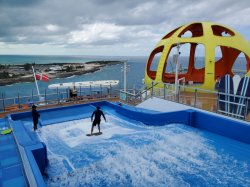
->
[0,54,220,65]
[0,54,148,65]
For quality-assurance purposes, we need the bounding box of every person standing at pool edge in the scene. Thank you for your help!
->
[32,105,40,131]
[91,106,106,135]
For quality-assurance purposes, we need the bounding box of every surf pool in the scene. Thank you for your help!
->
[8,101,250,186]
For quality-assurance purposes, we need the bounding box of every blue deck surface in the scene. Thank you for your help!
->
[0,118,27,187]
[3,101,250,186]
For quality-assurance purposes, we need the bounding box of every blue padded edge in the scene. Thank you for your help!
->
[8,119,46,187]
[25,143,47,186]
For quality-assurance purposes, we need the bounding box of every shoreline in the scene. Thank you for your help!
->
[0,61,122,86]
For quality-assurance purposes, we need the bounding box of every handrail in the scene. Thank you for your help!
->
[135,82,159,97]
[178,77,185,83]
[119,82,159,98]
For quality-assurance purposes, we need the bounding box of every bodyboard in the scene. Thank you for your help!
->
[234,76,250,118]
[86,132,102,136]
[218,74,234,114]
[0,128,12,135]
[233,75,241,95]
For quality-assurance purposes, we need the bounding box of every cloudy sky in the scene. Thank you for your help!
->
[0,0,250,56]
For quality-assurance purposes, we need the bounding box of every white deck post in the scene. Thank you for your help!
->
[175,44,180,95]
[124,61,127,92]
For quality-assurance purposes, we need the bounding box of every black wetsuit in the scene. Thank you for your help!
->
[91,109,106,126]
[32,109,40,130]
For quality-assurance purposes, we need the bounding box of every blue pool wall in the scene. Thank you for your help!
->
[8,119,47,187]
[190,111,250,144]
[8,100,250,187]
[106,102,250,144]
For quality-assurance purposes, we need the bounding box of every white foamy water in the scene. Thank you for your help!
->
[38,115,250,187]
[66,75,76,79]
[39,115,140,148]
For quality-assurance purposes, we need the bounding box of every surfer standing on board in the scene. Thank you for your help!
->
[91,106,106,135]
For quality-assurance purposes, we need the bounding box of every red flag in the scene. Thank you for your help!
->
[35,73,49,82]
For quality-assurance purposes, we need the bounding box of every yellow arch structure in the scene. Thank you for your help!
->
[144,22,250,91]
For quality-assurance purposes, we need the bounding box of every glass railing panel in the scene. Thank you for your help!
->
[195,90,217,112]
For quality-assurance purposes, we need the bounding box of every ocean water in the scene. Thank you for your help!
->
[0,55,130,65]
[23,114,250,186]
[0,55,247,99]
[0,56,147,99]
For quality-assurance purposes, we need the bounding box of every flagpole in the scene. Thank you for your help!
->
[32,66,41,97]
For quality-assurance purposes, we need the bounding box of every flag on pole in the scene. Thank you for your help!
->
[35,72,49,82]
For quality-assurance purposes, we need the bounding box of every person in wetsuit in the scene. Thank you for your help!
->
[32,105,40,131]
[91,106,106,134]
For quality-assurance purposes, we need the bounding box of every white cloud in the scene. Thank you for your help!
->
[216,7,250,27]
[46,24,59,32]
[65,23,160,56]
[0,0,250,55]
[68,23,125,44]
[16,35,26,41]
[131,2,156,16]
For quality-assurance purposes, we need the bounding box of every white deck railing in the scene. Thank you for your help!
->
[119,82,250,122]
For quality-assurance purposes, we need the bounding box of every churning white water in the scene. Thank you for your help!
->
[37,115,250,187]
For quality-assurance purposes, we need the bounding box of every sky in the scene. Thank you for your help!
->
[0,0,250,56]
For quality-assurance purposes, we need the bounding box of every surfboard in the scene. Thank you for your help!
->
[234,76,250,118]
[233,75,241,95]
[0,128,12,135]
[218,74,234,114]
[86,132,103,136]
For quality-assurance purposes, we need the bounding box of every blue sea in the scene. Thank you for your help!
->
[0,55,148,99]
[0,55,246,99]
